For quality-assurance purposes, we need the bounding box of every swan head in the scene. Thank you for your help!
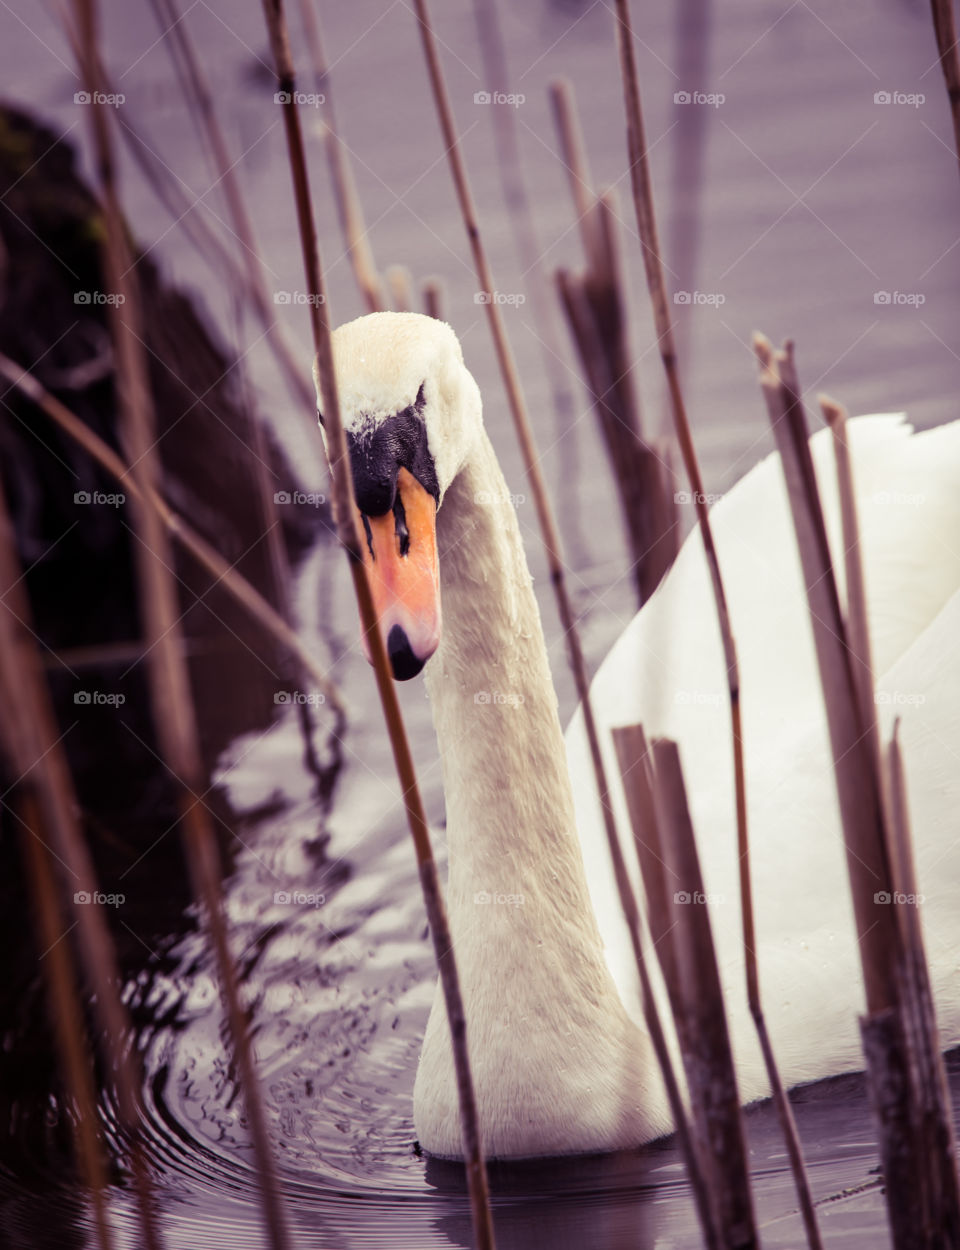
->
[315,311,482,680]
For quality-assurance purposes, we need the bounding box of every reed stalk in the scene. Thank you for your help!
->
[930,0,960,180]
[422,276,444,320]
[258,3,494,1243]
[613,723,722,1250]
[71,4,290,1245]
[612,6,821,1241]
[296,0,385,312]
[822,394,960,1242]
[0,472,161,1250]
[549,80,602,269]
[651,738,757,1250]
[471,0,585,554]
[0,351,344,730]
[754,335,948,1247]
[20,790,114,1250]
[556,190,678,604]
[386,264,414,312]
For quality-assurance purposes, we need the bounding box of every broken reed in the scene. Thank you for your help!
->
[257,2,495,1245]
[755,336,960,1249]
[71,2,291,1247]
[610,3,822,1244]
[615,727,758,1250]
[554,179,678,604]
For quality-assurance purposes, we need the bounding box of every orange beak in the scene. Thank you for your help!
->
[359,467,441,680]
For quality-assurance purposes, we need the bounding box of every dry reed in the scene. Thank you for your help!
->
[71,3,290,1245]
[258,2,495,1244]
[930,0,960,179]
[296,0,385,312]
[613,723,725,1250]
[650,739,757,1249]
[471,0,584,544]
[19,795,114,1250]
[756,337,960,1247]
[556,188,678,604]
[611,5,821,1241]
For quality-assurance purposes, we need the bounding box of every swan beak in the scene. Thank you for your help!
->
[359,466,441,680]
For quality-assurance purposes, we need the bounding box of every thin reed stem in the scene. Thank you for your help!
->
[297,0,385,312]
[20,791,114,1250]
[611,6,821,1241]
[471,0,585,556]
[258,3,495,1243]
[930,0,960,180]
[71,4,290,1245]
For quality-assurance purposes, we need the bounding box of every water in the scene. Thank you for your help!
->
[1,0,959,1245]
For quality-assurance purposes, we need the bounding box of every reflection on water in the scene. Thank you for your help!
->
[1,0,960,1244]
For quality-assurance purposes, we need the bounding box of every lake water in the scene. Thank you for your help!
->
[1,0,959,1245]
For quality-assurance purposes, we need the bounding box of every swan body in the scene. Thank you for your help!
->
[323,311,960,1161]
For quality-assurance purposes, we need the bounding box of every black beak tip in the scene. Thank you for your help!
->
[387,624,426,681]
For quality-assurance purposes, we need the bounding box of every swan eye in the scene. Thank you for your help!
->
[393,494,410,557]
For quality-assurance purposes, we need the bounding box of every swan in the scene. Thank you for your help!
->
[320,310,960,1161]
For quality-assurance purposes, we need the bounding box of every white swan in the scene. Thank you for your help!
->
[321,310,960,1161]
